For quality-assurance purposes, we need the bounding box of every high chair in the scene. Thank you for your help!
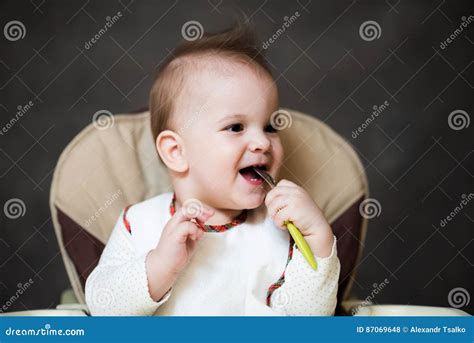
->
[2,109,468,316]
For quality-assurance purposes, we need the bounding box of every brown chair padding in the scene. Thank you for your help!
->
[50,109,368,311]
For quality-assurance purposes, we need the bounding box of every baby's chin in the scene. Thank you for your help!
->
[234,190,267,210]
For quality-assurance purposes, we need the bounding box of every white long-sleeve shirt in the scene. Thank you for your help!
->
[85,192,340,316]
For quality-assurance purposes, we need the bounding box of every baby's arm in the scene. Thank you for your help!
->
[85,209,171,316]
[85,202,214,316]
[264,179,341,315]
[270,235,340,316]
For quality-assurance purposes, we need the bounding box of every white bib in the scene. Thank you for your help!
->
[128,192,291,316]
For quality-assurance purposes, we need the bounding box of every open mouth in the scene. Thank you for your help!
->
[238,165,267,185]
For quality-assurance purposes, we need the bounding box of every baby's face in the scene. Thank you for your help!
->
[176,59,283,210]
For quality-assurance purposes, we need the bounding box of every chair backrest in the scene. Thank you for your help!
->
[50,109,368,313]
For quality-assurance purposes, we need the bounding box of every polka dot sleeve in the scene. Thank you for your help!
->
[85,209,172,316]
[270,235,340,316]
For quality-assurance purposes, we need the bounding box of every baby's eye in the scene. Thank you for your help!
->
[265,124,278,133]
[225,123,244,132]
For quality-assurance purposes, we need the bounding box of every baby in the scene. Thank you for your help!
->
[85,23,340,316]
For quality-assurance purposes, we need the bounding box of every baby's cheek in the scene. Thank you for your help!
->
[272,139,284,162]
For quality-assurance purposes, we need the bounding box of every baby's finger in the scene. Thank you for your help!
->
[175,222,202,243]
[265,191,291,209]
[195,228,204,240]
[273,206,292,230]
[276,179,299,188]
[267,197,289,219]
[265,186,299,208]
[173,201,215,224]
[193,208,215,225]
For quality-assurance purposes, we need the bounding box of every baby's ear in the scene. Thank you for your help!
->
[156,130,188,173]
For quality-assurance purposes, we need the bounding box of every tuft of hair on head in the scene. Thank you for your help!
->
[149,20,273,163]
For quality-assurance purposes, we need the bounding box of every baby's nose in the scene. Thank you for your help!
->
[249,136,271,152]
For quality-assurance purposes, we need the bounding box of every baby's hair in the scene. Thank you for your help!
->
[149,21,273,161]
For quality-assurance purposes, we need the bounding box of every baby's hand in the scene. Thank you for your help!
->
[265,179,334,257]
[153,202,215,275]
[146,201,214,301]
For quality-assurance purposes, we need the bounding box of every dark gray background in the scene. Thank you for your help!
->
[0,0,472,314]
